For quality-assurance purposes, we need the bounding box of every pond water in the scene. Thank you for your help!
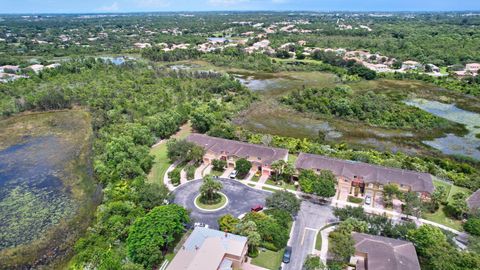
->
[99,56,135,65]
[406,98,480,159]
[0,135,76,249]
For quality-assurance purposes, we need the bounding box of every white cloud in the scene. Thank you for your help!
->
[272,0,289,3]
[97,2,120,12]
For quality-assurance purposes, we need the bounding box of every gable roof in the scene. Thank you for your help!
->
[167,227,247,270]
[353,233,421,270]
[186,133,288,165]
[468,189,480,210]
[295,153,434,194]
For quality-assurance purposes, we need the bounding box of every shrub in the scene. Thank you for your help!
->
[168,168,181,186]
[212,159,227,171]
[464,218,480,236]
[235,158,252,178]
[186,165,195,180]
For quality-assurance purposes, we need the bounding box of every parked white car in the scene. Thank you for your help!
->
[229,170,238,179]
[365,195,372,205]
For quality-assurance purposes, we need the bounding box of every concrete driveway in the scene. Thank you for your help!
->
[283,201,334,270]
[172,178,269,228]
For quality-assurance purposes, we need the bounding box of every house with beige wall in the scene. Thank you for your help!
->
[167,227,248,270]
[295,153,434,199]
[186,133,288,176]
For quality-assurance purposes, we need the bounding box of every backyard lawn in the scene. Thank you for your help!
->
[251,248,284,270]
[422,179,472,231]
[266,179,296,191]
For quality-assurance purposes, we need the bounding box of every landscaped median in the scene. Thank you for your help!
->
[194,192,229,211]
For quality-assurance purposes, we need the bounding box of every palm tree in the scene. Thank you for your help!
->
[200,175,223,202]
[271,160,287,182]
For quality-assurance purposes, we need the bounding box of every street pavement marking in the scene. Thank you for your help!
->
[301,227,319,245]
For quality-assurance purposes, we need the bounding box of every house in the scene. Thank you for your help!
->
[426,64,440,73]
[133,42,152,49]
[467,189,480,212]
[26,64,45,74]
[295,153,434,198]
[0,65,20,73]
[186,134,288,175]
[351,233,421,270]
[401,60,422,71]
[466,63,480,72]
[167,227,248,270]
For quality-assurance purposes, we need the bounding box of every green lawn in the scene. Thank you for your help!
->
[423,179,471,231]
[262,186,278,192]
[248,183,256,187]
[148,142,170,185]
[251,174,261,182]
[147,123,191,185]
[251,248,284,270]
[211,169,224,177]
[266,179,296,191]
[195,193,227,210]
[315,231,322,250]
[423,205,463,231]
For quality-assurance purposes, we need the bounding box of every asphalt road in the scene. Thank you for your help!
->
[172,178,270,229]
[283,201,335,270]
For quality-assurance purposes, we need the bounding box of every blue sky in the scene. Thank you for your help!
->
[2,0,480,14]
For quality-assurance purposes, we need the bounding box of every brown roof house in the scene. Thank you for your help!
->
[352,233,421,270]
[295,153,434,199]
[166,227,248,270]
[467,189,480,212]
[186,133,288,175]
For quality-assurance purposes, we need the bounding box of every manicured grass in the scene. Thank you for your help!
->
[211,169,224,177]
[251,174,261,182]
[248,183,256,187]
[148,142,170,185]
[266,179,296,191]
[347,196,363,204]
[315,231,322,250]
[147,123,192,185]
[423,205,463,231]
[262,186,278,192]
[448,185,471,203]
[195,193,227,210]
[251,248,284,270]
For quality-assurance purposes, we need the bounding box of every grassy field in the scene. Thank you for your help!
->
[422,179,472,231]
[262,186,278,192]
[251,248,284,270]
[147,122,192,185]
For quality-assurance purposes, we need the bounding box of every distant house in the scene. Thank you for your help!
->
[186,134,288,176]
[166,227,248,270]
[0,65,20,73]
[295,153,434,198]
[467,189,480,212]
[26,64,45,74]
[466,63,480,72]
[133,42,152,49]
[402,60,422,70]
[351,233,421,270]
[426,63,440,73]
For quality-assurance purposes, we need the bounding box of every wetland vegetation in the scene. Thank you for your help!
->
[0,110,97,269]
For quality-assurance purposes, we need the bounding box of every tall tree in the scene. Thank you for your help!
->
[199,175,223,202]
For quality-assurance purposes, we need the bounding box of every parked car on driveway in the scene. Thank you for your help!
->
[251,205,263,212]
[282,246,292,263]
[229,170,237,179]
[365,195,372,205]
